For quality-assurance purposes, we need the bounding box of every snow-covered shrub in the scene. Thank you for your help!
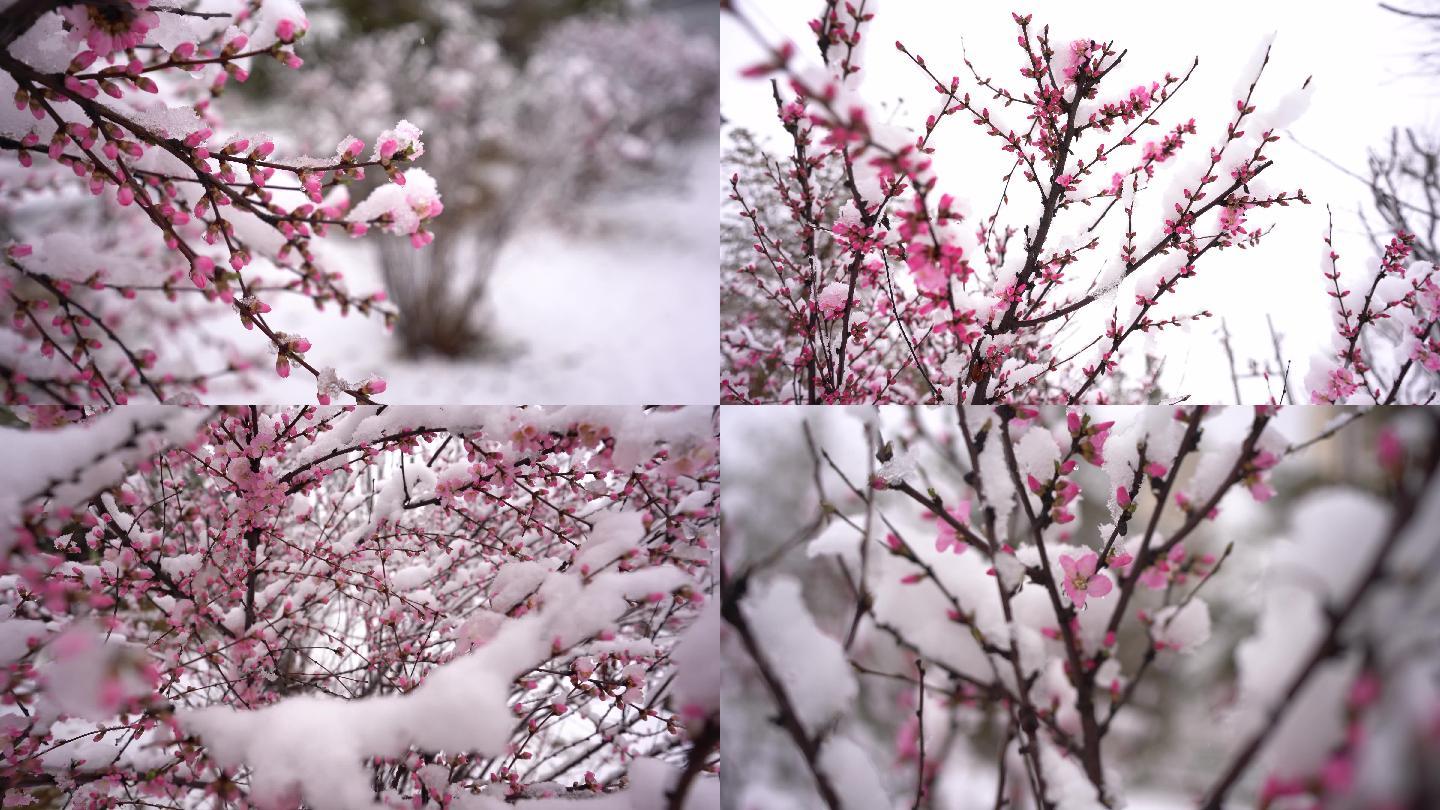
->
[1,0,440,411]
[284,1,718,356]
[722,405,1440,808]
[0,405,719,808]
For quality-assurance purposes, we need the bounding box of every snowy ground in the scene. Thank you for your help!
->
[206,137,719,405]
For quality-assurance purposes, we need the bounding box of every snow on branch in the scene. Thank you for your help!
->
[723,404,1440,808]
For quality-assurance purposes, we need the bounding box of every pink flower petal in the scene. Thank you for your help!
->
[1087,573,1113,598]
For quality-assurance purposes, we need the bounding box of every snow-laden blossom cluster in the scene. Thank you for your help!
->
[722,5,1313,404]
[0,405,719,808]
[723,405,1440,809]
[1307,224,1440,403]
[346,167,444,249]
[1,0,441,412]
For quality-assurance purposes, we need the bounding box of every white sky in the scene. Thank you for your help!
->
[721,0,1440,402]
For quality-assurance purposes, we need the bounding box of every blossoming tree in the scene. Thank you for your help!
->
[722,404,1440,808]
[1,0,443,411]
[0,405,720,808]
[721,2,1332,404]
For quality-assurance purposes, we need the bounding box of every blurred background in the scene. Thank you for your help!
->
[211,0,718,403]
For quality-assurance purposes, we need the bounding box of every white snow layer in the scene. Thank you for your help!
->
[181,565,695,809]
[0,407,206,554]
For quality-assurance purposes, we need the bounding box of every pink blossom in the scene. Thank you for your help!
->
[1259,776,1308,803]
[1320,753,1355,794]
[60,1,159,57]
[337,136,365,160]
[1059,552,1113,608]
[1105,545,1134,570]
[1139,544,1187,589]
[189,255,215,289]
[1349,671,1382,709]
[895,714,920,762]
[275,18,305,43]
[1377,429,1404,472]
[933,503,973,554]
[1245,450,1280,501]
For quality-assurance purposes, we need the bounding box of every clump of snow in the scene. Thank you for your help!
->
[818,734,890,810]
[160,553,203,580]
[1232,33,1278,103]
[541,566,690,648]
[1151,598,1211,653]
[1014,424,1063,481]
[875,447,917,486]
[1040,739,1108,810]
[1282,488,1389,601]
[807,518,867,570]
[125,104,205,139]
[675,488,713,514]
[7,12,72,73]
[1266,80,1314,130]
[38,625,152,722]
[978,434,1016,538]
[247,0,308,51]
[740,576,856,734]
[146,5,230,52]
[388,563,434,591]
[454,609,506,652]
[489,560,552,612]
[1231,486,1389,781]
[817,281,851,319]
[670,600,720,724]
[872,541,1000,681]
[575,510,645,573]
[0,616,48,665]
